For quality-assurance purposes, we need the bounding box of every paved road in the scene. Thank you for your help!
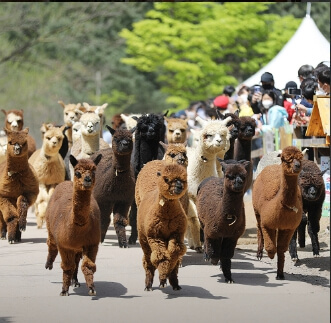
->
[0,204,329,323]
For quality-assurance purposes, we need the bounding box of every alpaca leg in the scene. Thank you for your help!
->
[140,236,155,291]
[261,226,277,260]
[255,212,264,260]
[220,238,237,283]
[81,245,98,296]
[186,200,202,252]
[158,259,171,289]
[59,249,76,296]
[307,217,320,256]
[168,260,181,291]
[204,237,220,265]
[45,235,58,270]
[297,212,307,248]
[17,195,28,233]
[288,229,299,261]
[113,203,130,248]
[99,203,113,243]
[128,201,138,245]
[72,252,82,287]
[0,213,6,240]
[6,214,19,244]
[276,229,294,280]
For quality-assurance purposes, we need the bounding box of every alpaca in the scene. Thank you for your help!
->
[1,109,37,158]
[82,102,108,138]
[58,100,85,148]
[45,154,102,296]
[196,160,250,283]
[189,128,201,148]
[69,111,109,180]
[252,146,303,280]
[92,126,136,247]
[184,116,233,252]
[128,113,166,245]
[0,130,7,164]
[233,116,256,192]
[137,163,188,291]
[120,113,141,131]
[0,128,39,243]
[289,159,327,260]
[29,125,66,228]
[164,117,188,144]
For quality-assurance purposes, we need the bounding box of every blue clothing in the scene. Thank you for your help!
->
[300,98,313,116]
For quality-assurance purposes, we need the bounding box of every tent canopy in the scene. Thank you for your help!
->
[239,15,330,90]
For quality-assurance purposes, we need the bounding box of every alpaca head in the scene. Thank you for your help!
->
[70,154,102,190]
[79,112,101,137]
[190,128,201,148]
[216,110,240,140]
[5,128,29,157]
[197,117,233,155]
[238,116,256,140]
[299,160,327,202]
[106,125,135,155]
[58,101,84,126]
[157,164,187,200]
[42,125,65,156]
[159,141,188,167]
[165,117,188,144]
[280,146,303,175]
[72,122,82,143]
[110,114,125,130]
[120,114,140,131]
[219,159,250,192]
[2,109,24,131]
[136,114,164,142]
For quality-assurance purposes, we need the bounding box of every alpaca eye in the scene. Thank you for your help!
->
[180,129,185,133]
[169,129,174,133]
[205,134,212,138]
[75,171,82,178]
[164,177,169,183]
[46,137,51,140]
[170,153,176,158]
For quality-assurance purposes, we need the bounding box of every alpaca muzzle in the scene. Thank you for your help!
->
[14,143,21,155]
[307,186,317,199]
[173,180,184,195]
[83,176,92,187]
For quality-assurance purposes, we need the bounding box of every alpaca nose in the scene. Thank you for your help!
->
[122,140,128,146]
[293,159,301,171]
[308,186,317,198]
[84,176,92,187]
[14,143,21,155]
[174,180,184,194]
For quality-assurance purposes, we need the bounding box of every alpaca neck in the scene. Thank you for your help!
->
[234,138,252,161]
[42,146,59,158]
[81,134,99,156]
[224,138,235,160]
[137,139,160,164]
[71,189,92,226]
[113,152,131,173]
[220,188,244,220]
[198,145,217,162]
[281,174,300,208]
[66,127,73,148]
[7,154,28,173]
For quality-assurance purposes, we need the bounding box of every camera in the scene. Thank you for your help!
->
[288,88,302,96]
[254,86,261,93]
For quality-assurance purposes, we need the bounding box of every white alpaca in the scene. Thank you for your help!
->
[185,116,233,251]
[0,130,7,164]
[82,102,108,138]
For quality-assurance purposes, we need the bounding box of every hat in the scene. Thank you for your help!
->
[284,81,297,90]
[261,72,274,83]
[213,95,229,109]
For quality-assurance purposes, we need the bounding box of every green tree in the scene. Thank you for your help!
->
[120,2,301,110]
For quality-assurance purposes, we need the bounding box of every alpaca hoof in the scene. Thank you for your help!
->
[203,252,210,262]
[8,239,15,244]
[313,254,320,258]
[144,287,153,291]
[45,262,53,270]
[71,279,80,287]
[225,279,234,284]
[88,288,96,296]
[194,247,203,253]
[276,274,285,280]
[60,291,69,296]
[128,237,136,245]
[119,241,128,248]
[257,250,263,260]
[159,280,167,288]
[211,258,219,265]
[1,236,6,240]
[173,285,182,291]
[291,257,299,262]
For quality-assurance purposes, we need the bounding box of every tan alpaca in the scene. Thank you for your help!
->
[0,128,39,243]
[165,117,188,144]
[45,154,102,296]
[82,102,108,138]
[29,125,66,228]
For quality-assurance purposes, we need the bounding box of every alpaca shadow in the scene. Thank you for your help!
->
[0,317,14,323]
[281,273,330,287]
[240,227,257,239]
[72,281,140,300]
[294,254,330,271]
[161,285,226,300]
[21,238,47,244]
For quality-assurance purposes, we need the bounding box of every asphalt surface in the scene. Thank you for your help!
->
[0,198,330,323]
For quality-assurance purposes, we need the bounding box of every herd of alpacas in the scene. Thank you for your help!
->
[0,103,327,295]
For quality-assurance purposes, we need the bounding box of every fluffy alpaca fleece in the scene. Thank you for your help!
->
[92,126,136,247]
[129,113,166,245]
[185,116,233,252]
[196,160,250,283]
[0,130,7,164]
[164,117,188,144]
[0,128,39,243]
[28,125,66,228]
[252,146,303,280]
[45,154,102,296]
[233,116,256,192]
[82,102,108,138]
[289,159,327,260]
[137,163,188,291]
[1,109,36,158]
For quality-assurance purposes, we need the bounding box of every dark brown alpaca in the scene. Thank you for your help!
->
[137,163,188,291]
[91,126,136,247]
[252,146,303,280]
[45,154,102,296]
[196,160,250,283]
[2,109,37,158]
[0,128,39,243]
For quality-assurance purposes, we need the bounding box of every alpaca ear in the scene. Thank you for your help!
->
[320,168,329,176]
[23,127,29,134]
[132,116,139,121]
[234,110,240,117]
[83,102,91,109]
[59,124,67,133]
[159,141,167,150]
[163,110,169,117]
[242,160,251,170]
[93,154,102,166]
[196,116,207,127]
[1,109,7,116]
[183,140,188,146]
[69,154,78,168]
[106,125,116,136]
[58,100,66,108]
[216,109,224,120]
[227,124,234,131]
[131,126,136,134]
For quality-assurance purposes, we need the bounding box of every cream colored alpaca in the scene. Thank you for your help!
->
[164,117,188,144]
[29,126,66,228]
[82,102,108,138]
[0,130,7,164]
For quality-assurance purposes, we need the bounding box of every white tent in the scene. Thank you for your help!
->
[239,14,330,90]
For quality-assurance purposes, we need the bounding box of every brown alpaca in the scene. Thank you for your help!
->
[252,146,303,280]
[0,128,39,243]
[45,154,102,296]
[137,163,188,291]
[29,125,66,228]
[165,117,188,144]
[196,160,250,283]
[1,109,37,158]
